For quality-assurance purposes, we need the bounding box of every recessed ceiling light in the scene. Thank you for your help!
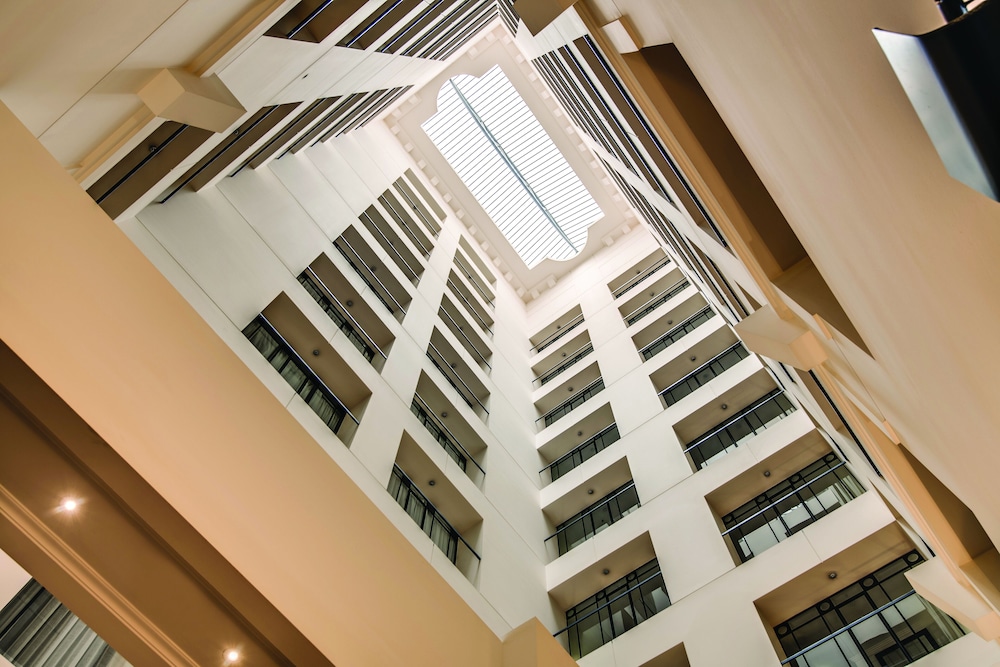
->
[721,403,728,410]
[428,480,436,486]
[224,649,240,664]
[312,349,320,356]
[345,300,354,307]
[441,411,448,418]
[690,356,697,362]
[59,498,79,512]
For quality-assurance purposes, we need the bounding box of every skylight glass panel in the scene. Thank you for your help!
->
[423,66,602,268]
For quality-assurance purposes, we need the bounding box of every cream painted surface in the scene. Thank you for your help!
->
[0,549,30,611]
[1,2,995,665]
[622,0,1000,557]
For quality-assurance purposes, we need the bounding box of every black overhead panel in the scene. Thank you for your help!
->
[265,0,370,43]
[86,121,213,219]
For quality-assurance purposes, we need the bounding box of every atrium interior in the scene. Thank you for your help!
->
[1,1,999,667]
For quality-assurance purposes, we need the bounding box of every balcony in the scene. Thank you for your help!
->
[393,172,442,238]
[547,481,640,556]
[358,206,424,284]
[622,278,690,327]
[402,168,446,234]
[298,269,385,364]
[541,423,621,484]
[721,453,864,562]
[534,341,594,388]
[555,559,670,659]
[410,394,485,481]
[377,187,435,258]
[639,306,717,361]
[682,388,796,469]
[774,551,964,667]
[426,332,490,419]
[387,465,480,569]
[446,272,494,337]
[334,227,411,317]
[438,296,492,371]
[608,253,671,300]
[657,342,749,406]
[455,240,496,307]
[530,307,584,355]
[539,378,605,428]
[243,314,359,438]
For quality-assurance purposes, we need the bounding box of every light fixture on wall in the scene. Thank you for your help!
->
[874,0,1000,200]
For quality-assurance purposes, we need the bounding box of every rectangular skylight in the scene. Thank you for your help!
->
[423,65,602,268]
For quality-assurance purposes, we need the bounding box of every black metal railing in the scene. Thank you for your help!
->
[722,454,864,561]
[379,193,432,257]
[438,306,491,369]
[775,550,964,666]
[531,314,584,354]
[359,211,422,283]
[546,482,640,556]
[393,181,440,238]
[454,255,495,307]
[541,424,621,483]
[555,559,670,659]
[298,269,384,362]
[659,342,749,406]
[409,394,485,477]
[624,279,690,326]
[779,590,963,666]
[683,389,796,469]
[426,342,489,415]
[640,306,717,361]
[534,342,594,387]
[611,257,671,299]
[447,279,493,335]
[539,378,605,427]
[388,465,480,565]
[243,315,358,435]
[334,236,406,314]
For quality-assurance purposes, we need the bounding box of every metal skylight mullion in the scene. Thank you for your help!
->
[424,66,601,268]
[446,78,577,255]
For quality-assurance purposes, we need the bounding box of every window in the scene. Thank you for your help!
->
[423,66,602,268]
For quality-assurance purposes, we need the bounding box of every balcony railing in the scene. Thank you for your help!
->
[531,314,584,354]
[624,278,690,326]
[541,424,621,483]
[539,378,605,427]
[534,342,594,387]
[446,279,493,335]
[426,342,489,415]
[659,342,749,406]
[243,315,358,435]
[454,255,495,307]
[379,193,432,257]
[388,465,480,566]
[546,482,640,556]
[393,181,441,239]
[555,559,670,659]
[722,454,864,561]
[640,306,716,361]
[359,210,422,283]
[437,306,491,369]
[682,389,796,469]
[611,256,671,299]
[775,551,964,667]
[298,268,385,362]
[334,236,406,314]
[409,394,485,478]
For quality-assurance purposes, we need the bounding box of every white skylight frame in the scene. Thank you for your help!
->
[423,65,602,268]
